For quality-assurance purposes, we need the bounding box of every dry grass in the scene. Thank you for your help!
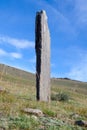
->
[0,67,87,129]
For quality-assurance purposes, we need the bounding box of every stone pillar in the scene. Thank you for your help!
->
[35,10,50,102]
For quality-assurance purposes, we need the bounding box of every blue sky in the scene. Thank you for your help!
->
[0,0,87,82]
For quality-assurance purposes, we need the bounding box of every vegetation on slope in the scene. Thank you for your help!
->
[0,64,87,130]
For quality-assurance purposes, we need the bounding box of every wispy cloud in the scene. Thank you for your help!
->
[67,50,87,82]
[47,0,87,31]
[0,35,34,49]
[54,0,87,27]
[0,48,22,59]
[39,0,76,36]
[0,49,7,56]
[10,52,22,59]
[51,46,87,81]
[73,0,87,28]
[67,66,87,82]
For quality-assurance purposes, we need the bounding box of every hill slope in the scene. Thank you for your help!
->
[0,63,35,80]
[0,63,87,95]
[0,63,35,87]
[0,63,87,130]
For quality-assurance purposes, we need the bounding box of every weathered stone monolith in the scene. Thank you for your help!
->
[35,10,50,102]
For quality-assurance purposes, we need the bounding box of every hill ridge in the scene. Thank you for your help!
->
[0,63,35,81]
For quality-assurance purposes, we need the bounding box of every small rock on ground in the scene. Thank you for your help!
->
[0,87,6,93]
[23,108,43,117]
[75,120,87,127]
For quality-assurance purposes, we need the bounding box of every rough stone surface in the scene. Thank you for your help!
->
[0,128,5,130]
[35,10,50,102]
[23,108,43,117]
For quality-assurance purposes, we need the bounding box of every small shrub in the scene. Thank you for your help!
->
[43,109,56,117]
[51,92,69,102]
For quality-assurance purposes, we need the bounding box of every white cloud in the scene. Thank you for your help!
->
[0,35,34,49]
[0,48,22,59]
[10,52,22,59]
[0,49,7,56]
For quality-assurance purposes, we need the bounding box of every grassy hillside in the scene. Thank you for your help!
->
[0,63,87,130]
[0,64,36,88]
[0,63,35,80]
